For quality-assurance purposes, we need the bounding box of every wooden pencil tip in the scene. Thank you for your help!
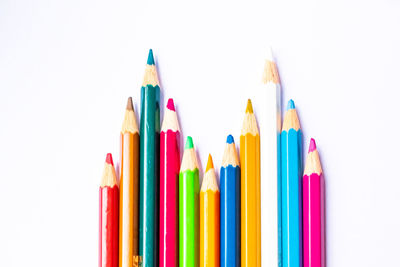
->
[246,99,254,113]
[126,97,133,110]
[147,49,155,65]
[226,134,235,144]
[206,154,214,172]
[287,99,295,110]
[185,136,194,149]
[309,138,317,153]
[166,98,175,111]
[105,153,114,166]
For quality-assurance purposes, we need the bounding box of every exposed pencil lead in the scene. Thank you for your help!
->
[166,98,175,111]
[105,153,114,166]
[126,97,133,110]
[265,46,274,61]
[287,99,295,110]
[308,138,317,153]
[246,99,254,114]
[147,49,155,65]
[226,134,235,144]
[206,154,214,172]
[185,136,194,149]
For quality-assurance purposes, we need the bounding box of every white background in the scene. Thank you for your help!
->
[1,0,399,266]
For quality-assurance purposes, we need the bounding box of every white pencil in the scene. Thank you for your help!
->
[260,47,282,267]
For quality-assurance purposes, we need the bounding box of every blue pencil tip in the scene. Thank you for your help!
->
[147,49,155,65]
[226,134,234,144]
[287,99,295,110]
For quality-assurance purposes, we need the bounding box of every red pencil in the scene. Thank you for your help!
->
[99,153,119,267]
[159,98,181,267]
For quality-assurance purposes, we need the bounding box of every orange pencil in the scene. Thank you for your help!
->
[200,154,220,267]
[240,99,261,267]
[119,97,140,267]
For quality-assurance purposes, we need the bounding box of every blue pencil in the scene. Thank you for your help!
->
[220,135,241,267]
[281,99,302,267]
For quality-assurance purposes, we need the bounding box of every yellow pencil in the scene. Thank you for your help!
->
[240,99,261,267]
[200,154,220,267]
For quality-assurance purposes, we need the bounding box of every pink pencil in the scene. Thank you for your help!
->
[303,138,325,267]
[159,98,181,267]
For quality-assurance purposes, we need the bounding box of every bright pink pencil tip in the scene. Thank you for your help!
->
[105,153,114,166]
[308,138,317,153]
[166,98,175,111]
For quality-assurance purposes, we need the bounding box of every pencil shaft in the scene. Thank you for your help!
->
[119,132,139,267]
[261,76,282,267]
[160,130,180,267]
[281,129,302,267]
[303,173,324,267]
[179,169,199,267]
[99,185,119,267]
[220,165,240,267]
[139,84,160,267]
[240,133,261,267]
[200,190,220,267]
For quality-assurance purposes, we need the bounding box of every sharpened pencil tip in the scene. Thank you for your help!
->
[105,153,114,166]
[287,99,295,110]
[206,154,214,172]
[126,97,133,110]
[185,136,194,149]
[166,98,175,111]
[246,99,254,113]
[147,49,155,65]
[309,138,317,153]
[226,134,234,144]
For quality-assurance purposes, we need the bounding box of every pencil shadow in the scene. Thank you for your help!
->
[115,162,121,185]
[196,150,204,187]
[174,104,185,161]
[155,56,164,124]
[319,151,327,267]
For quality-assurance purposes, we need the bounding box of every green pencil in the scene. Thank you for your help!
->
[179,136,200,267]
[139,49,160,267]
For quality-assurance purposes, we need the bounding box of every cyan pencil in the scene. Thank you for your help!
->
[281,99,302,267]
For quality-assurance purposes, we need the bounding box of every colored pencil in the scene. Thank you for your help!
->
[220,135,240,267]
[260,47,282,267]
[160,98,181,267]
[303,138,325,267]
[240,99,261,267]
[99,153,119,267]
[139,49,161,267]
[281,99,302,267]
[200,154,220,267]
[119,97,140,267]
[179,136,200,267]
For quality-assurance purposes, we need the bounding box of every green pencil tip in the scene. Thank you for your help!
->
[147,49,155,65]
[185,136,194,149]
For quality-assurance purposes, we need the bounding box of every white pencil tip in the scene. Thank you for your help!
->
[265,46,274,61]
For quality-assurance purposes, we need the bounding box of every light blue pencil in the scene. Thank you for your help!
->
[281,99,302,267]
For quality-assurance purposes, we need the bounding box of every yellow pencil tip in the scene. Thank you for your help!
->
[206,154,214,172]
[246,99,253,113]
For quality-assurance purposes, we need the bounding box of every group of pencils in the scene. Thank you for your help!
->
[99,49,325,267]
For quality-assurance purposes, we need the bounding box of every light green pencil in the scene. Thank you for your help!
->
[179,136,200,267]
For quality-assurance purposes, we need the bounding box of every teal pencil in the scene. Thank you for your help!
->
[139,49,160,267]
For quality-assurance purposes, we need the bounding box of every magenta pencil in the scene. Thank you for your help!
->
[303,138,325,267]
[159,98,181,267]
